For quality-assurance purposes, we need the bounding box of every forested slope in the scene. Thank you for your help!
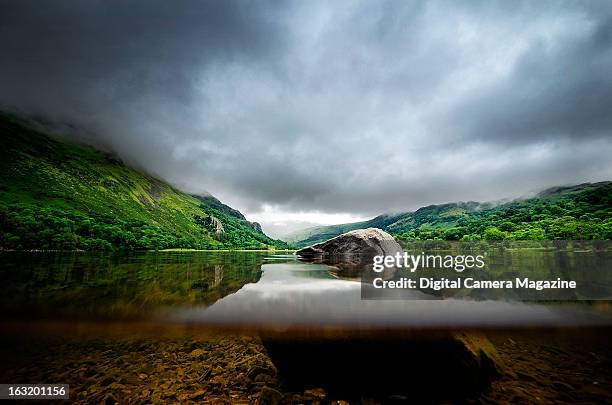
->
[0,114,287,250]
[285,183,612,246]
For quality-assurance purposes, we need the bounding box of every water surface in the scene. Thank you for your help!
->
[0,249,610,331]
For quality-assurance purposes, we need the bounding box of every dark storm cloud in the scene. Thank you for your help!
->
[1,0,612,233]
[445,13,612,144]
[0,0,283,104]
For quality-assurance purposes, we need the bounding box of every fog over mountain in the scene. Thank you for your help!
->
[1,0,611,237]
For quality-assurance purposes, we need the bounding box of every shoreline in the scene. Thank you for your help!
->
[0,248,298,253]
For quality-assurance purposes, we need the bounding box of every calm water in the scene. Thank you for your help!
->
[0,251,270,320]
[0,249,610,330]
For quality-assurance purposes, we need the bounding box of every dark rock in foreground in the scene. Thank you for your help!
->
[261,330,505,402]
[290,229,504,399]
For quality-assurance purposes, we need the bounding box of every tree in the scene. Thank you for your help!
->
[483,227,507,240]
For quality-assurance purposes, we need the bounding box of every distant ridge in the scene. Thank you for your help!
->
[283,182,612,246]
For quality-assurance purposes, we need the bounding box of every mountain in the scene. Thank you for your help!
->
[284,183,612,246]
[0,113,287,250]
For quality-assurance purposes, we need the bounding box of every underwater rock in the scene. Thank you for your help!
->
[257,386,282,405]
[261,330,504,401]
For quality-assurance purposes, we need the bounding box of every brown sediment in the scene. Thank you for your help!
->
[0,324,610,404]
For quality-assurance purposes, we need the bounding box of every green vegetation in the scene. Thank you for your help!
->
[0,114,288,251]
[286,183,612,246]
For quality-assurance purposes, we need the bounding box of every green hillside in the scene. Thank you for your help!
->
[285,183,612,246]
[0,113,287,251]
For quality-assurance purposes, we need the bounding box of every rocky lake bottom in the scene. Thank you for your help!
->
[0,325,611,404]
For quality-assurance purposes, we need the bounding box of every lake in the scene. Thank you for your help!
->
[0,249,611,403]
[0,248,610,330]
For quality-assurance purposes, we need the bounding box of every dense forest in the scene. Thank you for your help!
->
[286,182,612,246]
[0,114,288,251]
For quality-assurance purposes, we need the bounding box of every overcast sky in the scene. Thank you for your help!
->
[1,0,612,237]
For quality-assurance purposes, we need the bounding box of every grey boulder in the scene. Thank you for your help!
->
[295,228,402,259]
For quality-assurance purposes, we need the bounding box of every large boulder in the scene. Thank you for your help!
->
[261,330,505,402]
[296,228,402,260]
[295,228,403,277]
[287,230,505,400]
